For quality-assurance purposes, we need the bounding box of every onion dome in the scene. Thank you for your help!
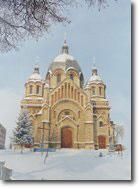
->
[27,65,43,83]
[86,66,103,87]
[47,40,82,75]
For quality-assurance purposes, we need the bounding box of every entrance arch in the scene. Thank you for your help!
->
[98,135,106,149]
[61,127,73,148]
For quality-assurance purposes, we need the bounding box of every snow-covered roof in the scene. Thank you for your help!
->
[27,65,43,83]
[85,67,104,87]
[53,53,74,63]
[88,74,103,84]
[29,72,42,81]
[24,97,43,100]
[46,41,83,78]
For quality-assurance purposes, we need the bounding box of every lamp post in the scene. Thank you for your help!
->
[38,122,49,155]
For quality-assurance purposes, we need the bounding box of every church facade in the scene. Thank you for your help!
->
[21,41,115,149]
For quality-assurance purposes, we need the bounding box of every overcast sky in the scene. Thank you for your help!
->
[0,0,131,148]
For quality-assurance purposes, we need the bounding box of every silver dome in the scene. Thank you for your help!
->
[47,41,82,75]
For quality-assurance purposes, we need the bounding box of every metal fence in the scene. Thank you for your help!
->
[0,161,12,180]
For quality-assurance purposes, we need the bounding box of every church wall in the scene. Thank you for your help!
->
[19,42,115,150]
[25,81,44,97]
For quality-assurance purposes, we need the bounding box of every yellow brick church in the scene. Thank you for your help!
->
[21,40,115,149]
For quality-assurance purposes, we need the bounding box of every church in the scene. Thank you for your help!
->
[21,40,115,149]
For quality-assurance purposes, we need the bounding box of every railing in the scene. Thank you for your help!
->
[0,161,12,180]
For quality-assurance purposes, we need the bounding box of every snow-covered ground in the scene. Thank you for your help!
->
[0,149,131,180]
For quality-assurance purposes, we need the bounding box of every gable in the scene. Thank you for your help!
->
[50,78,88,107]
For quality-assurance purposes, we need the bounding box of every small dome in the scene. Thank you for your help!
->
[88,74,103,84]
[86,66,104,87]
[27,65,42,82]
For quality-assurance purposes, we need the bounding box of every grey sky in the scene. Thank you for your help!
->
[0,0,131,148]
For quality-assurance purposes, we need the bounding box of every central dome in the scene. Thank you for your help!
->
[47,40,82,74]
[53,53,74,62]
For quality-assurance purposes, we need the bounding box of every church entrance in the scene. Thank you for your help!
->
[61,127,73,148]
[98,135,106,149]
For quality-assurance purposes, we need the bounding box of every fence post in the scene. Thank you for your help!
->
[0,161,5,180]
[0,161,12,180]
[2,166,12,180]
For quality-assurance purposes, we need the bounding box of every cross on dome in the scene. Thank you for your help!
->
[61,39,69,54]
[92,57,98,75]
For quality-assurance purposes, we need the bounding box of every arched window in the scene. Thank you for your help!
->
[92,87,95,95]
[99,121,104,128]
[109,128,111,136]
[54,111,56,119]
[70,73,74,80]
[57,74,61,84]
[99,87,102,95]
[65,111,70,115]
[80,73,84,88]
[78,111,80,118]
[81,96,84,106]
[36,85,40,94]
[71,86,73,98]
[51,95,54,105]
[29,85,33,94]
[93,115,97,126]
[61,86,64,98]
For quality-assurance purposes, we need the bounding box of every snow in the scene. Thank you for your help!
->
[88,75,103,84]
[54,53,74,62]
[24,97,43,100]
[29,72,42,81]
[13,110,33,146]
[0,149,131,180]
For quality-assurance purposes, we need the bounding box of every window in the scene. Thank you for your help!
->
[99,87,102,95]
[99,121,104,128]
[36,85,40,94]
[92,87,95,95]
[29,85,33,94]
[81,96,83,106]
[70,73,74,80]
[78,111,80,118]
[54,111,56,119]
[109,128,111,136]
[65,111,70,115]
[57,74,61,84]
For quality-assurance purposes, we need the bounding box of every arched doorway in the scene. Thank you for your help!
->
[61,127,73,148]
[98,135,106,149]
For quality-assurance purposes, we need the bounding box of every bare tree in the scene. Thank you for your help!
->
[114,124,125,144]
[0,0,113,52]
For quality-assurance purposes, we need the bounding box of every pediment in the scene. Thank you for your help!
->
[56,115,77,126]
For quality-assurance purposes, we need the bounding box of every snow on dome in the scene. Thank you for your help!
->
[85,66,104,87]
[53,53,74,63]
[47,40,83,75]
[27,65,43,82]
[29,73,42,80]
[88,74,103,83]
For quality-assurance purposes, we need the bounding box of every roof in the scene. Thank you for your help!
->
[27,65,43,83]
[47,41,83,75]
[85,67,104,87]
